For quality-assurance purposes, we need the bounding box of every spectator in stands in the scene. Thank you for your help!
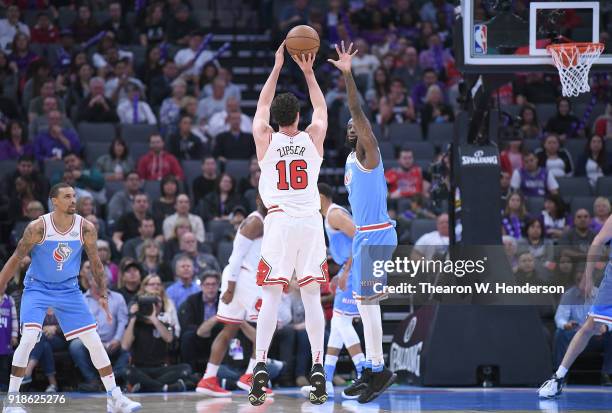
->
[166,255,201,309]
[163,217,199,262]
[206,97,253,138]
[123,275,193,393]
[152,174,180,225]
[413,213,450,260]
[514,251,546,284]
[2,155,49,201]
[8,32,37,87]
[393,46,421,94]
[518,105,542,139]
[325,74,364,116]
[510,151,559,197]
[591,197,611,233]
[545,98,583,140]
[365,67,390,111]
[77,77,119,123]
[385,148,425,199]
[387,78,417,123]
[117,82,157,125]
[515,72,558,105]
[113,194,153,251]
[117,261,144,306]
[139,3,165,47]
[34,110,81,162]
[97,240,119,287]
[0,281,17,391]
[162,193,205,242]
[70,262,129,391]
[196,77,229,124]
[29,96,75,139]
[594,104,612,139]
[201,68,241,102]
[178,271,221,370]
[92,33,134,73]
[0,120,33,160]
[278,0,311,33]
[535,134,574,178]
[212,112,255,161]
[559,209,596,261]
[0,6,30,53]
[541,193,567,240]
[199,173,244,222]
[96,137,135,183]
[136,134,184,181]
[198,63,219,95]
[123,217,157,260]
[517,217,554,274]
[411,69,444,110]
[65,63,94,112]
[30,12,59,44]
[192,156,218,206]
[174,29,217,78]
[138,239,173,283]
[160,79,188,136]
[171,232,220,276]
[576,134,611,188]
[500,170,512,207]
[351,38,380,81]
[166,4,200,46]
[503,235,519,273]
[238,157,261,193]
[28,78,66,122]
[101,1,134,45]
[71,4,99,43]
[554,252,575,288]
[420,0,454,28]
[167,115,205,161]
[107,171,142,224]
[105,58,145,105]
[420,84,454,136]
[21,58,51,111]
[8,176,38,225]
[502,192,528,240]
[323,0,351,45]
[554,269,612,384]
[149,60,179,109]
[500,140,523,175]
[51,152,105,203]
[419,33,454,75]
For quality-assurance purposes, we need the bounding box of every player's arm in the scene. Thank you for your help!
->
[292,53,327,155]
[221,216,264,304]
[328,41,379,170]
[82,219,113,321]
[253,42,285,149]
[584,215,612,297]
[0,219,44,288]
[327,208,356,238]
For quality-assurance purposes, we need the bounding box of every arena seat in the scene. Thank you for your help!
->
[223,160,250,181]
[535,103,557,124]
[217,241,234,268]
[525,197,545,217]
[129,143,150,162]
[207,220,235,245]
[409,219,437,244]
[78,123,116,143]
[557,177,592,197]
[143,180,161,201]
[595,177,612,197]
[86,142,109,165]
[379,142,395,160]
[388,123,423,145]
[182,160,203,194]
[570,196,595,214]
[119,124,158,143]
[403,142,435,160]
[427,123,453,144]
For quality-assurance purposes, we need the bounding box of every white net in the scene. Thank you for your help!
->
[547,43,604,97]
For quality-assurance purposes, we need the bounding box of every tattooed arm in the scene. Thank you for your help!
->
[0,218,44,289]
[82,219,112,321]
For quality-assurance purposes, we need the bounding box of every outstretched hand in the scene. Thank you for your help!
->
[274,41,286,69]
[291,52,315,73]
[327,41,357,74]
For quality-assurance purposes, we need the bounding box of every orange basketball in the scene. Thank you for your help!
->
[285,25,320,58]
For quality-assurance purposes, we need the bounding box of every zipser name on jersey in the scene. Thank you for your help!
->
[277,145,306,158]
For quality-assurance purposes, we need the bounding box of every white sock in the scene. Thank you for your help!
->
[300,283,325,365]
[555,365,568,378]
[204,363,219,379]
[8,375,23,393]
[357,301,384,366]
[246,358,257,375]
[255,285,284,363]
[352,353,366,368]
[101,373,118,392]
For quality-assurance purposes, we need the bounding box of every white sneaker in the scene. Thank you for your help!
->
[45,384,58,392]
[326,381,334,398]
[107,390,142,413]
[538,375,565,398]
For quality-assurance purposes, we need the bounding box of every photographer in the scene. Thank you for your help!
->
[122,274,194,392]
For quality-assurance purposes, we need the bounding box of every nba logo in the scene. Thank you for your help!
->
[474,24,487,55]
[53,242,72,271]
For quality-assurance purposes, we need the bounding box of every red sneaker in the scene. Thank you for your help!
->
[238,373,274,396]
[196,376,232,397]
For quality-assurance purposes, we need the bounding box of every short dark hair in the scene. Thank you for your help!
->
[49,182,73,199]
[270,93,300,126]
[18,154,35,163]
[109,137,129,160]
[200,271,220,283]
[318,182,334,200]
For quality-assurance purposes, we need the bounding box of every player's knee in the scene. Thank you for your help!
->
[79,329,111,369]
[299,281,320,296]
[17,327,41,351]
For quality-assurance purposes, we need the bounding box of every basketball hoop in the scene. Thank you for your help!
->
[546,42,604,97]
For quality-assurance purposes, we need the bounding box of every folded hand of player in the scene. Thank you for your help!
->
[291,52,315,73]
[221,288,234,304]
[327,40,358,74]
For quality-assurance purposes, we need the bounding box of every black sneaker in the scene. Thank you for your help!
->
[249,362,269,406]
[342,368,371,399]
[357,367,396,404]
[308,363,328,405]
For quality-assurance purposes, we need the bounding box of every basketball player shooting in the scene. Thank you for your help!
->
[0,184,141,413]
[248,41,329,406]
[328,41,398,403]
[539,213,612,398]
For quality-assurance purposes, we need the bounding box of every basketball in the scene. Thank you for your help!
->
[285,25,320,57]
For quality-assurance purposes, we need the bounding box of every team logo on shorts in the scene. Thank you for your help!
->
[53,242,72,271]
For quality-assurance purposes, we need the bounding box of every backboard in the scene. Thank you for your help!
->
[460,0,611,72]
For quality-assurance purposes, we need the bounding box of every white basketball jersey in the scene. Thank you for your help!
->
[258,130,322,217]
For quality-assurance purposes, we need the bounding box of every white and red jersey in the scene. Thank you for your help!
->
[258,130,322,217]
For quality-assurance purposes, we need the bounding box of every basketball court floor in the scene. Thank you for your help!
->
[9,386,612,412]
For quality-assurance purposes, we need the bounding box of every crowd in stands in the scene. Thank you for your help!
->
[0,0,611,391]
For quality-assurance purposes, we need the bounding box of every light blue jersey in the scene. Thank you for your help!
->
[324,204,359,316]
[26,213,85,283]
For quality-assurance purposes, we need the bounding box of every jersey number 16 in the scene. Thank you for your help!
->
[276,160,308,190]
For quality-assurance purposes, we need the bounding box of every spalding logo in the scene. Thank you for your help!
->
[403,316,417,344]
